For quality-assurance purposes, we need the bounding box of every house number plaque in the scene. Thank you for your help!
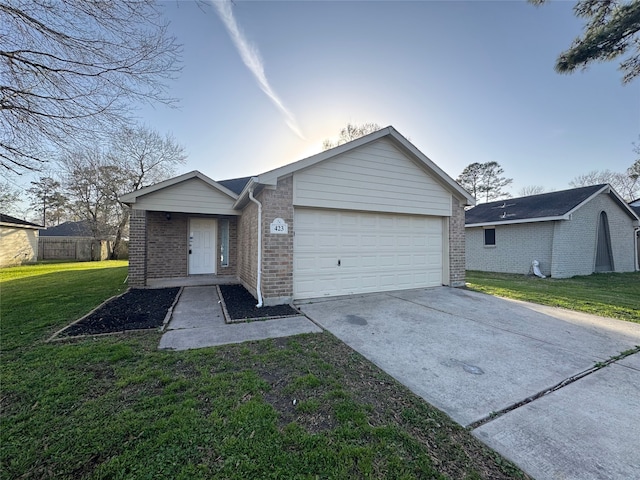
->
[270,218,288,234]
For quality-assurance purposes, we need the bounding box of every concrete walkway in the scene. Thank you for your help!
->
[159,286,322,351]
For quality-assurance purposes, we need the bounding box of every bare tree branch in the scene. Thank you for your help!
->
[0,0,182,173]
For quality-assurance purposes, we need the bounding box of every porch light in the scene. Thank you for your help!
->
[165,212,171,221]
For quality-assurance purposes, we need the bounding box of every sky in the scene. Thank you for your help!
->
[16,0,639,207]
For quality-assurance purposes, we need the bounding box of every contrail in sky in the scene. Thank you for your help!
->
[212,0,305,139]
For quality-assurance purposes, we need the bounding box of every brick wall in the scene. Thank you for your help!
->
[466,222,554,276]
[448,198,466,286]
[237,177,294,305]
[260,176,294,304]
[128,209,147,287]
[551,192,637,277]
[147,211,188,279]
[238,199,258,296]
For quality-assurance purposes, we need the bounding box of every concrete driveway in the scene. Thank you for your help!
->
[298,287,640,480]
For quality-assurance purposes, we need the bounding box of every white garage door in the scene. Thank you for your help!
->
[294,209,443,299]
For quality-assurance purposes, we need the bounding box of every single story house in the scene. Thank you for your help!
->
[121,126,475,305]
[0,214,44,268]
[465,184,640,278]
[39,219,94,237]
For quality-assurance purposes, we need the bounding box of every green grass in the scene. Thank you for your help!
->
[466,270,640,323]
[0,261,129,350]
[1,262,529,479]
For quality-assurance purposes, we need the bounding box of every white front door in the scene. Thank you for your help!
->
[189,218,216,275]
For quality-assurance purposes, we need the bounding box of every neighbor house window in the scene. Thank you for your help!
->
[484,228,496,246]
[220,219,229,267]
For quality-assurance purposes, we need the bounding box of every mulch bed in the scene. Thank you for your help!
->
[58,287,180,337]
[218,284,299,321]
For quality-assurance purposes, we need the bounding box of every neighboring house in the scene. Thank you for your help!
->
[121,126,475,305]
[631,198,640,269]
[465,185,640,278]
[39,219,94,237]
[0,214,44,268]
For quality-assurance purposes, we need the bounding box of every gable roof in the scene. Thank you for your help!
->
[466,184,639,227]
[120,170,239,204]
[234,126,475,209]
[0,214,43,229]
[40,220,93,237]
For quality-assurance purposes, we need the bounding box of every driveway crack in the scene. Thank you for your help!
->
[467,345,640,430]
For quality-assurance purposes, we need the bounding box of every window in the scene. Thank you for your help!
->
[484,228,496,246]
[220,219,229,267]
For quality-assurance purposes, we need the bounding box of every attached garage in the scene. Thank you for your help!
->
[124,126,475,305]
[294,208,444,299]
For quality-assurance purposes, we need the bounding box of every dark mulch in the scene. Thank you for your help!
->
[59,287,180,337]
[219,284,299,320]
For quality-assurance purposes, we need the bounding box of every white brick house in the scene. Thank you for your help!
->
[465,185,640,278]
[121,126,475,305]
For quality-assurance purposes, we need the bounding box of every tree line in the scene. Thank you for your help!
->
[1,125,185,258]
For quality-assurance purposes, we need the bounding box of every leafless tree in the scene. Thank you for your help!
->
[61,150,119,238]
[59,125,186,257]
[569,168,639,201]
[518,185,547,197]
[1,0,181,174]
[322,123,381,150]
[0,180,21,215]
[109,125,187,192]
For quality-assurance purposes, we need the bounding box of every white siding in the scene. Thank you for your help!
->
[132,178,237,215]
[466,223,554,276]
[293,138,452,216]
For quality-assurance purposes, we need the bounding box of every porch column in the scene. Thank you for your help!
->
[128,209,147,287]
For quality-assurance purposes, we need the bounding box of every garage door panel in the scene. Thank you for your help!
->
[294,209,443,299]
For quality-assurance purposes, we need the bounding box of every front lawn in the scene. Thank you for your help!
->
[465,270,640,323]
[1,262,528,479]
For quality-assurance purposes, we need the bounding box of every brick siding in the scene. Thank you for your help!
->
[551,193,636,277]
[465,192,637,278]
[238,200,258,296]
[449,198,466,286]
[147,211,188,279]
[466,222,554,276]
[128,209,147,287]
[237,177,294,305]
[260,176,294,304]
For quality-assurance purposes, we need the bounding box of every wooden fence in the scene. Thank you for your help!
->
[38,237,128,261]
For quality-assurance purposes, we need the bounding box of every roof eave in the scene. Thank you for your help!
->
[232,177,262,210]
[0,221,44,230]
[119,170,239,204]
[466,215,569,228]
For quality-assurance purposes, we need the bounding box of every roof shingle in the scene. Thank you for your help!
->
[465,184,607,226]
